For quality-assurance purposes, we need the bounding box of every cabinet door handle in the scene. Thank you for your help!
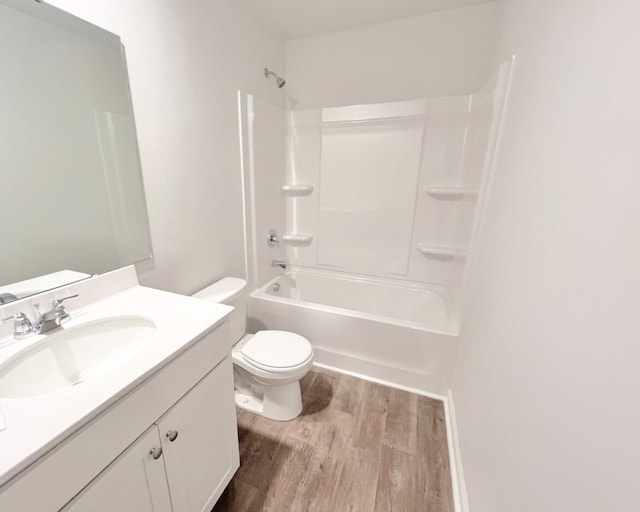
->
[149,446,163,460]
[166,430,179,442]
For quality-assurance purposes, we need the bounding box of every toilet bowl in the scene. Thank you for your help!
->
[193,277,313,421]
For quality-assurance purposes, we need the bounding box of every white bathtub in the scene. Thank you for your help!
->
[248,270,459,396]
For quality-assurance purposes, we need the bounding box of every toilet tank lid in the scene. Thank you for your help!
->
[193,277,247,304]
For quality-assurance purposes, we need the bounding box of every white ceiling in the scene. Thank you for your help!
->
[241,0,496,40]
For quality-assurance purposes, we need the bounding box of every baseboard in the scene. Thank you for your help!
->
[444,390,469,512]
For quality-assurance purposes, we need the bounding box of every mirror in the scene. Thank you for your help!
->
[0,0,152,301]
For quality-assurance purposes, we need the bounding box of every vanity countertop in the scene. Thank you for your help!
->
[0,283,232,487]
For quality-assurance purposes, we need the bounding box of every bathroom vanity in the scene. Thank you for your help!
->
[0,267,239,511]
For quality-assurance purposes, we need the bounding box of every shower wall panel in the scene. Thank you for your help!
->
[286,97,477,287]
[317,118,424,275]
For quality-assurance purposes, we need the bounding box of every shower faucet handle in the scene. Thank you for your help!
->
[267,229,280,248]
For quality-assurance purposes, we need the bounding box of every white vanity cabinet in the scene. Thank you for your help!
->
[0,302,240,512]
[62,426,173,512]
[64,357,237,512]
[158,357,237,512]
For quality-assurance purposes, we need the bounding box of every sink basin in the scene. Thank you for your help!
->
[0,316,156,399]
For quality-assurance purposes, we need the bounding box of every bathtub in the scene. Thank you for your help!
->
[247,269,459,396]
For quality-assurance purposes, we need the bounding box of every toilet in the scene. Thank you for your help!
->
[193,277,313,421]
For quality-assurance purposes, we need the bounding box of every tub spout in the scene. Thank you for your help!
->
[271,260,288,270]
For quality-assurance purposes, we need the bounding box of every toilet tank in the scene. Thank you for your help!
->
[193,277,247,343]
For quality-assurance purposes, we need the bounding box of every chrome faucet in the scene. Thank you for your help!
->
[34,294,78,334]
[271,260,288,270]
[0,294,78,340]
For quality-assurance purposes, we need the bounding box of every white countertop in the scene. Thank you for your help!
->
[0,284,232,486]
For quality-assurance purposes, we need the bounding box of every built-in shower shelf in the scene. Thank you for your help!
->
[417,243,466,261]
[424,186,478,201]
[282,184,315,196]
[282,233,314,245]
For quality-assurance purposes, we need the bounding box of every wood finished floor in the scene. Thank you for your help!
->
[212,367,453,512]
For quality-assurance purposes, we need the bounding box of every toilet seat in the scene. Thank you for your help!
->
[240,330,313,373]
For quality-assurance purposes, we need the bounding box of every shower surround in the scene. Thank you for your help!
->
[240,61,511,395]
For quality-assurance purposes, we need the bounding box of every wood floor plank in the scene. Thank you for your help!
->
[213,368,453,512]
[213,479,266,512]
[323,445,381,511]
[384,387,418,454]
[351,379,390,450]
[233,425,284,492]
[258,438,317,511]
[286,436,343,512]
[331,371,366,416]
[303,368,340,400]
[285,402,355,455]
[237,408,286,441]
[374,445,419,512]
[316,376,388,511]
[287,385,361,511]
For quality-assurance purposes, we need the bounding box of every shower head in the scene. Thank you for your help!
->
[264,67,286,89]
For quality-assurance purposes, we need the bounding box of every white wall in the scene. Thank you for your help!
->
[47,0,286,294]
[285,2,500,109]
[452,1,640,511]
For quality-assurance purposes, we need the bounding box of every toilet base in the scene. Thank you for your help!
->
[234,380,303,421]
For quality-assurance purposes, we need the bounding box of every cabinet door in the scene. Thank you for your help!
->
[157,356,239,512]
[62,426,172,512]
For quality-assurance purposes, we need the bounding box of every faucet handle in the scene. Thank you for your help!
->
[0,312,35,339]
[52,294,79,308]
[14,312,35,338]
[267,229,280,248]
[51,294,79,325]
